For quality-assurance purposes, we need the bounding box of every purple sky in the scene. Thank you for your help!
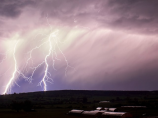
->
[0,0,158,94]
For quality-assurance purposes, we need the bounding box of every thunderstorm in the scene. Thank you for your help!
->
[2,28,72,94]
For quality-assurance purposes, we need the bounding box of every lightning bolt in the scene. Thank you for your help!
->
[39,30,58,91]
[3,40,19,94]
[22,30,59,91]
[3,20,73,94]
[3,40,30,94]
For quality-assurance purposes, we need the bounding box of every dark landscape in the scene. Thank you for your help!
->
[0,90,158,118]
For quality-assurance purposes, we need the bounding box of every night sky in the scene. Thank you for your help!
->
[0,0,158,94]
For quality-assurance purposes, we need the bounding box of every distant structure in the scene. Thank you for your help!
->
[95,107,118,112]
[104,108,109,111]
[96,107,105,111]
[108,108,118,112]
[68,109,84,115]
[99,101,110,103]
[102,112,132,118]
[68,109,132,118]
[82,111,102,117]
[121,106,146,108]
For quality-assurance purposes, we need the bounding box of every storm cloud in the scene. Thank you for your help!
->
[0,0,158,94]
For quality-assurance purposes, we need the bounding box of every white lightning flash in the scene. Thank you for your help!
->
[3,40,19,94]
[3,40,30,94]
[39,30,59,91]
[3,27,72,94]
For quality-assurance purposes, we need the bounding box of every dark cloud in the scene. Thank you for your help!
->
[35,0,158,34]
[1,0,158,34]
[0,0,35,18]
[90,0,158,34]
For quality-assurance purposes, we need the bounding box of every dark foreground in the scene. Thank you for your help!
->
[0,90,158,118]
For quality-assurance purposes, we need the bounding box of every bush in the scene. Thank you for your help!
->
[11,101,22,112]
[23,100,33,111]
[11,100,33,112]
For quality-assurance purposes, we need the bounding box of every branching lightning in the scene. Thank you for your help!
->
[1,13,74,94]
[2,27,72,94]
[39,30,59,91]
